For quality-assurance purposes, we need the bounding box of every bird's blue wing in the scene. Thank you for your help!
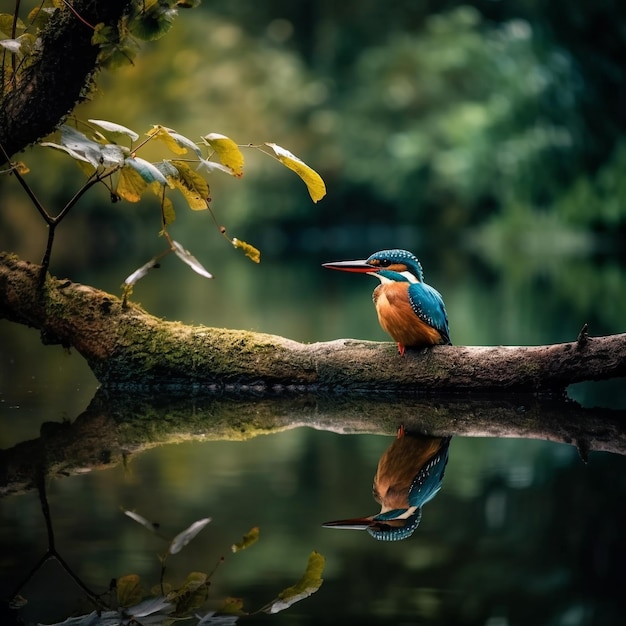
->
[407,437,450,508]
[408,282,451,344]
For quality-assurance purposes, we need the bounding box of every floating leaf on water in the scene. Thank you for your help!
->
[264,143,326,202]
[88,119,139,142]
[231,526,259,553]
[202,133,244,177]
[169,517,212,554]
[262,551,325,614]
[232,238,261,264]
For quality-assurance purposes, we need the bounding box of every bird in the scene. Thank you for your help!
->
[323,427,451,541]
[322,249,451,355]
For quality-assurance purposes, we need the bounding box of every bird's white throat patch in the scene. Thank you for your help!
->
[372,271,418,284]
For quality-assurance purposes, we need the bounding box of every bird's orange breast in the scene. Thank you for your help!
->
[373,282,443,347]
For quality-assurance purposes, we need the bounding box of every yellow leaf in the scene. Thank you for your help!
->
[147,125,188,155]
[203,133,244,177]
[170,160,209,210]
[117,574,143,608]
[162,196,176,225]
[231,526,260,552]
[117,164,148,202]
[12,162,29,175]
[232,238,261,264]
[265,143,326,202]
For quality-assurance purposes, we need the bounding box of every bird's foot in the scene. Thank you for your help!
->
[397,343,406,356]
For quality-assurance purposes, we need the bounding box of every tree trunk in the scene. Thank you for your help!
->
[1,252,625,393]
[0,0,132,161]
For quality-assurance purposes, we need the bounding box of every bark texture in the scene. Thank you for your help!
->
[1,252,625,393]
[0,0,132,161]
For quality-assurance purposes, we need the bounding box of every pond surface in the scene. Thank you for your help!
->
[1,251,626,625]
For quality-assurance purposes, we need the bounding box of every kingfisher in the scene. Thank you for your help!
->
[323,427,450,541]
[322,249,451,355]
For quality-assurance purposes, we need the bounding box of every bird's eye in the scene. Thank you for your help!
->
[379,259,391,267]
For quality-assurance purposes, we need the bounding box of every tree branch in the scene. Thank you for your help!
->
[1,252,625,393]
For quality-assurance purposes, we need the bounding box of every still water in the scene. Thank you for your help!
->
[1,250,626,625]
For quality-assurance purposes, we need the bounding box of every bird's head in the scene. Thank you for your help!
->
[323,507,422,541]
[322,249,424,283]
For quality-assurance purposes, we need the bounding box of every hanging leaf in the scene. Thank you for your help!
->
[231,526,260,553]
[169,517,212,554]
[116,574,143,608]
[232,238,261,264]
[128,3,177,41]
[88,119,139,142]
[265,143,326,202]
[127,597,173,618]
[162,196,176,226]
[147,125,188,155]
[124,510,160,532]
[262,551,325,614]
[196,158,235,176]
[171,160,210,210]
[203,133,244,177]
[117,164,148,202]
[125,156,169,185]
[171,242,213,279]
[169,131,203,157]
[123,257,161,289]
[0,14,25,36]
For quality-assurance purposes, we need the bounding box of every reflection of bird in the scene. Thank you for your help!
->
[323,427,450,541]
[323,249,451,355]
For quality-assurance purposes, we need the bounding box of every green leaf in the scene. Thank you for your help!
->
[171,160,210,210]
[231,526,260,553]
[203,133,245,177]
[263,551,325,614]
[0,14,25,37]
[125,156,169,185]
[265,143,326,202]
[129,4,177,41]
[232,238,261,264]
[88,119,139,142]
[171,242,213,279]
[117,165,148,202]
[169,517,212,555]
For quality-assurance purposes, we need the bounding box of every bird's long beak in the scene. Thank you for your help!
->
[322,259,378,273]
[322,517,374,531]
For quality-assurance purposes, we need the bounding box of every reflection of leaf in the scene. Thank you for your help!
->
[232,238,261,264]
[262,551,325,614]
[203,133,244,177]
[169,517,212,554]
[171,572,209,614]
[217,596,246,615]
[124,509,160,532]
[117,574,143,608]
[171,241,213,280]
[264,143,326,202]
[231,526,259,553]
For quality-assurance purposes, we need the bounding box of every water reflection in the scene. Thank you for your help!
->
[324,428,450,541]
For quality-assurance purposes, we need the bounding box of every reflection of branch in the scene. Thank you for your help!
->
[1,390,624,497]
[9,466,105,610]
